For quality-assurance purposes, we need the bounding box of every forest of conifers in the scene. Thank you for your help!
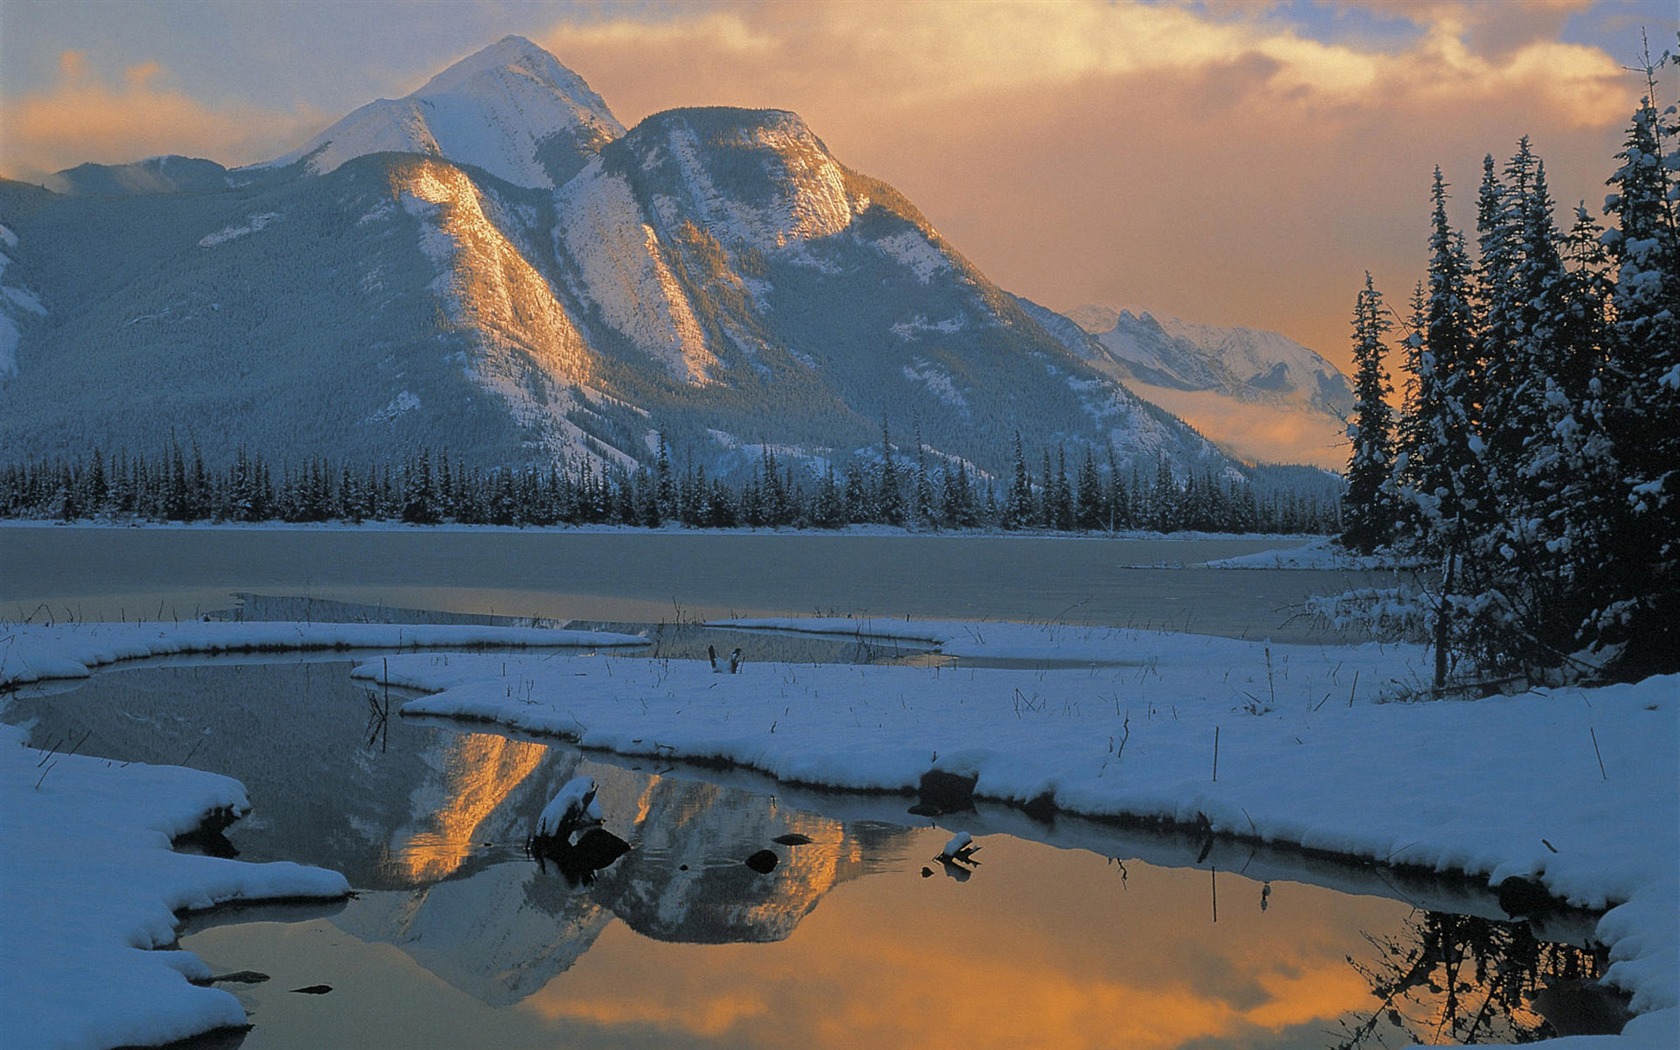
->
[1338,73,1677,683]
[0,436,1339,536]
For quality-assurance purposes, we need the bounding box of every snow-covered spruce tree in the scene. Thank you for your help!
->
[875,414,904,527]
[1076,447,1104,532]
[911,419,936,530]
[1341,272,1397,554]
[1597,82,1680,678]
[1004,430,1033,530]
[1398,171,1489,688]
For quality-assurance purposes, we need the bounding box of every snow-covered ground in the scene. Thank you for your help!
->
[359,618,1676,1048]
[1,617,1673,1047]
[0,622,645,1050]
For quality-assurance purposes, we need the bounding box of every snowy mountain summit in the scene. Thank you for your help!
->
[1069,307,1352,419]
[0,35,1329,490]
[1022,302,1354,468]
[269,35,624,188]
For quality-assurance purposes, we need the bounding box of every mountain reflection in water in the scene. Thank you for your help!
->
[7,658,1619,1049]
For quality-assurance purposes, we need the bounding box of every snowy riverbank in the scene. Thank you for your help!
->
[0,622,646,1050]
[1,619,1674,1047]
[361,618,1677,1047]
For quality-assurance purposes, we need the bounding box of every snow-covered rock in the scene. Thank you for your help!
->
[265,35,622,189]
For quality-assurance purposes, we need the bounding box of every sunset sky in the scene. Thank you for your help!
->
[2,0,1674,370]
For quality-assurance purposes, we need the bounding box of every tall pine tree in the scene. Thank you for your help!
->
[1341,272,1396,553]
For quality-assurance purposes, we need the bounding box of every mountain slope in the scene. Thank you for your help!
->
[0,39,1295,488]
[536,105,1232,479]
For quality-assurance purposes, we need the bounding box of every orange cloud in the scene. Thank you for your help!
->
[1,50,320,182]
[536,0,1647,370]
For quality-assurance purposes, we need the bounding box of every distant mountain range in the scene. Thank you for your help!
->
[1022,301,1352,469]
[0,36,1346,486]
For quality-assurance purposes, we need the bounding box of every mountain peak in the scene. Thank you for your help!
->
[609,106,855,252]
[417,35,596,103]
[265,36,622,189]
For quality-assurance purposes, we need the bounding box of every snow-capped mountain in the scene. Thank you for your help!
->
[0,36,1317,485]
[266,35,623,190]
[1023,300,1353,469]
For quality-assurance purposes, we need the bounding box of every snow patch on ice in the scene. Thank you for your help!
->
[1206,537,1410,570]
[0,725,349,1049]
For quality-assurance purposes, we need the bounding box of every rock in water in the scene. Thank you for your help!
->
[535,776,601,840]
[917,770,978,814]
[745,849,779,874]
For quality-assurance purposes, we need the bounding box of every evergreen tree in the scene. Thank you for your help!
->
[1075,447,1103,532]
[1342,274,1397,553]
[875,415,904,527]
[1597,84,1680,676]
[911,420,935,530]
[1004,431,1033,530]
[401,448,441,524]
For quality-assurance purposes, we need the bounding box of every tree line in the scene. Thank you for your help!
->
[0,426,1339,536]
[1340,59,1677,685]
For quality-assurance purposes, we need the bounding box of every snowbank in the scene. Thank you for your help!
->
[0,720,349,1049]
[0,620,648,689]
[360,618,1677,1045]
[0,620,646,1049]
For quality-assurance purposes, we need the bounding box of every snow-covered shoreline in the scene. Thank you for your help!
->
[360,618,1677,1047]
[0,718,348,1050]
[0,622,646,1050]
[0,620,649,689]
[1,618,1673,1048]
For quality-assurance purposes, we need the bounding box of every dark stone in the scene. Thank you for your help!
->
[906,803,944,817]
[920,867,935,878]
[1496,875,1557,917]
[172,806,242,858]
[745,849,779,874]
[531,828,632,885]
[571,828,632,868]
[211,971,270,985]
[1022,792,1057,824]
[772,833,814,846]
[289,985,332,995]
[918,769,978,814]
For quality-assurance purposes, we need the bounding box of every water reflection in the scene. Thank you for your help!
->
[2,658,1625,1048]
[1337,911,1622,1047]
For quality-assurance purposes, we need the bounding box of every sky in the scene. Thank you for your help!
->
[1,0,1675,371]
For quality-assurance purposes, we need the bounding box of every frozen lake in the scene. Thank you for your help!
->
[0,526,1391,641]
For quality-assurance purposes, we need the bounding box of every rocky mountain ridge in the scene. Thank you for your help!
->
[0,36,1338,489]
